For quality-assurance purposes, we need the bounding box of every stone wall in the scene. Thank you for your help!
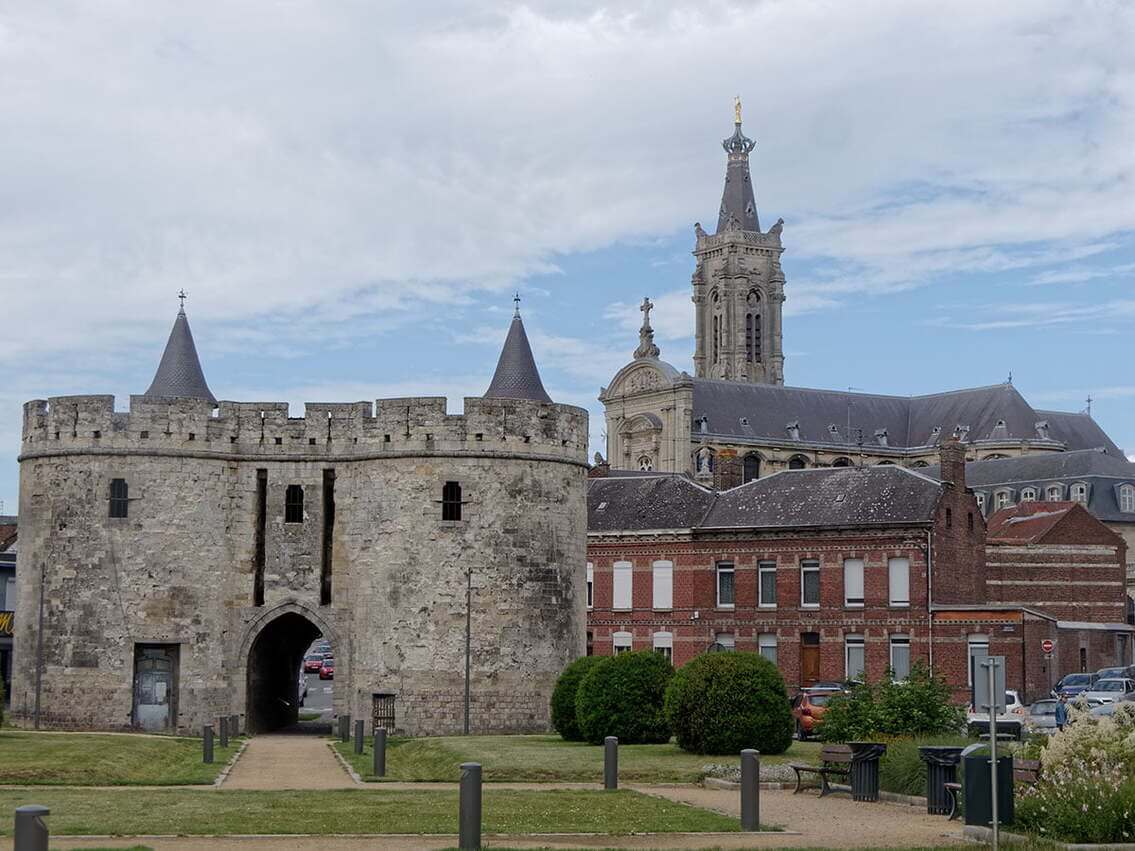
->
[14,394,588,736]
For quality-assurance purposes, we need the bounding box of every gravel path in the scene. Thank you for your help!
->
[221,735,357,790]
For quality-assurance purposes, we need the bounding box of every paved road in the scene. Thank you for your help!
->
[301,671,334,718]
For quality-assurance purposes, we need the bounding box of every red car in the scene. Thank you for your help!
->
[303,654,324,673]
[319,659,335,680]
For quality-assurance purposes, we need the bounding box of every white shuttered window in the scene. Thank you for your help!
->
[652,561,673,610]
[888,557,910,607]
[843,559,864,607]
[613,561,632,610]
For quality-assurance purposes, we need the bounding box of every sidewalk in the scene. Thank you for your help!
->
[221,735,357,790]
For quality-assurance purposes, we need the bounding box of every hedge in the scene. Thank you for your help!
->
[575,651,672,745]
[551,656,605,741]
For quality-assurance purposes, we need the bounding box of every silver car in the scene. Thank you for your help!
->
[1026,698,1059,735]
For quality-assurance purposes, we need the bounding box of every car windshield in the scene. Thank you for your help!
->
[1062,675,1092,686]
[1098,669,1124,679]
[1096,680,1125,692]
[1031,702,1057,716]
[306,655,322,661]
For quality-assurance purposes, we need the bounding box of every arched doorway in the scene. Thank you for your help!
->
[245,609,333,734]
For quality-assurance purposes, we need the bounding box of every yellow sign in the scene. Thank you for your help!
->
[0,611,12,636]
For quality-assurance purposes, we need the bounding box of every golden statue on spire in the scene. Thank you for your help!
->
[734,95,742,124]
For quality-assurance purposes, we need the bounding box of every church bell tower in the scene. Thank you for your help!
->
[691,99,785,385]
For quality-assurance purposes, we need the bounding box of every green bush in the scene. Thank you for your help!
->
[877,734,970,796]
[820,662,965,741]
[663,651,793,755]
[550,656,604,741]
[575,651,672,745]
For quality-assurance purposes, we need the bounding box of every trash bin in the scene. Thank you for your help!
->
[962,743,1014,826]
[847,742,887,802]
[919,745,964,815]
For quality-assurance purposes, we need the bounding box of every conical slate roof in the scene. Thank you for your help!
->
[716,119,760,233]
[484,312,552,403]
[143,307,217,404]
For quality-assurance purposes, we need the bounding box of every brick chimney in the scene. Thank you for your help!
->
[939,437,967,491]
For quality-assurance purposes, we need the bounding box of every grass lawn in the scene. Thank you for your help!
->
[336,734,821,782]
[0,731,241,786]
[0,788,742,835]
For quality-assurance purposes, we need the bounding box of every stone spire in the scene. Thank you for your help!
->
[633,296,660,359]
[484,296,552,403]
[143,293,217,404]
[716,97,760,233]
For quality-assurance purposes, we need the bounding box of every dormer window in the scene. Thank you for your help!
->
[1120,485,1135,513]
[786,420,800,441]
[994,490,1013,511]
[1070,482,1089,505]
[1035,420,1050,440]
[1020,487,1037,502]
[953,424,970,440]
[828,424,840,438]
[874,428,888,447]
[929,426,942,442]
[975,492,986,512]
[696,416,709,434]
[1046,484,1063,501]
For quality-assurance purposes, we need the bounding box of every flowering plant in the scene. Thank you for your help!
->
[1016,703,1135,842]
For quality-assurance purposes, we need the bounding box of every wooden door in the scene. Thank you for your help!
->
[800,633,821,686]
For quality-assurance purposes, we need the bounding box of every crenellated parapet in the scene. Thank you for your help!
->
[21,394,589,465]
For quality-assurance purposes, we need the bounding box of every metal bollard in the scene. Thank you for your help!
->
[340,713,352,742]
[354,719,364,754]
[219,715,229,748]
[459,762,482,850]
[230,714,240,737]
[14,804,50,851]
[374,727,387,777]
[740,749,761,831]
[203,724,214,764]
[604,736,618,790]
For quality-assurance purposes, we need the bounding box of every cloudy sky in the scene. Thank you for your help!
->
[2,0,1134,511]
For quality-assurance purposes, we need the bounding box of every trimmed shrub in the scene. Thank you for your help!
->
[551,656,605,741]
[876,734,970,796]
[820,662,964,741]
[575,651,672,745]
[663,651,793,755]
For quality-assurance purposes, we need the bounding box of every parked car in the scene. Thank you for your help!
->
[1025,699,1059,735]
[319,659,335,680]
[967,689,1025,739]
[1053,672,1099,699]
[1095,665,1135,681]
[790,688,844,739]
[1091,700,1135,718]
[303,654,325,673]
[1081,678,1135,704]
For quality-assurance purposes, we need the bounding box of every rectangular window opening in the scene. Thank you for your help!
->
[716,561,735,608]
[652,561,673,610]
[108,478,129,518]
[890,635,911,681]
[285,484,304,523]
[888,557,910,607]
[612,561,632,610]
[253,469,267,606]
[758,633,778,665]
[758,560,777,608]
[442,481,462,521]
[613,631,632,655]
[845,635,865,681]
[843,558,864,607]
[801,559,820,607]
[320,469,335,605]
[586,563,594,609]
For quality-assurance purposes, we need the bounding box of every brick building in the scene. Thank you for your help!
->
[587,442,1133,704]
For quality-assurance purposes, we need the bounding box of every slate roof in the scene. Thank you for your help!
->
[716,120,760,233]
[690,379,1120,454]
[0,517,15,553]
[588,475,715,533]
[484,313,552,404]
[702,467,943,530]
[143,308,217,403]
[588,467,943,534]
[922,450,1135,523]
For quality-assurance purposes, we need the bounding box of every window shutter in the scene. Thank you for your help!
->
[889,558,910,605]
[843,559,864,605]
[613,562,632,610]
[652,562,673,610]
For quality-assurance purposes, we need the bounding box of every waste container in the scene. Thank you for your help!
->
[962,743,1014,826]
[919,745,964,815]
[847,742,887,802]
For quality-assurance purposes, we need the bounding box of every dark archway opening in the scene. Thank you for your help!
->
[247,612,325,734]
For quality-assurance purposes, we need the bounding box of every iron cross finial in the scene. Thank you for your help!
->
[640,296,653,326]
[177,289,188,311]
[513,292,521,317]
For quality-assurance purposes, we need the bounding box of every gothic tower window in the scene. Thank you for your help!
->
[743,453,761,483]
[442,481,463,521]
[638,456,654,472]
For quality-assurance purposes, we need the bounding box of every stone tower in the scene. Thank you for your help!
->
[692,100,786,385]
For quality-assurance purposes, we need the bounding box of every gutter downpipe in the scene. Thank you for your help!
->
[927,528,934,675]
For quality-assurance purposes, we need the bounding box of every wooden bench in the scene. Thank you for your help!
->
[790,744,853,797]
[943,756,1041,819]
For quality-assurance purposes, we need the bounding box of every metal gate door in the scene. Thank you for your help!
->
[133,645,178,731]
